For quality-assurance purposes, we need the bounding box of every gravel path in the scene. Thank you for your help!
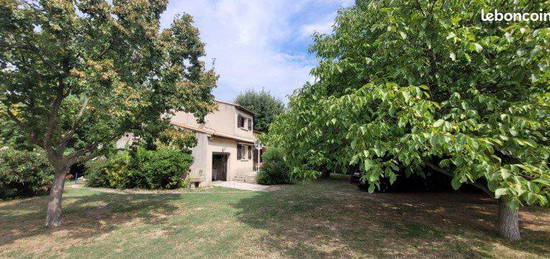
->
[70,184,250,194]
[211,181,281,191]
[70,182,280,193]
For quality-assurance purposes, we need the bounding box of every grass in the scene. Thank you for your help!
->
[1,175,549,258]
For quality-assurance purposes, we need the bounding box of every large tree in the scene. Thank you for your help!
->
[267,0,549,240]
[234,89,285,132]
[0,0,217,227]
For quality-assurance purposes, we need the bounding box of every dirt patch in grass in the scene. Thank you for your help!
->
[0,189,188,257]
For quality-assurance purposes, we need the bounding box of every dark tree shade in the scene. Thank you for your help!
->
[266,0,550,240]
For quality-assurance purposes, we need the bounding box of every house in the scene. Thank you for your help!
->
[170,101,262,187]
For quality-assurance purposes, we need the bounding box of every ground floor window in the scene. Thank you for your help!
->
[237,143,253,160]
[237,144,243,159]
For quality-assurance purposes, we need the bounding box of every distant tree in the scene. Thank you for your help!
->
[0,0,217,227]
[234,89,285,132]
[266,0,550,240]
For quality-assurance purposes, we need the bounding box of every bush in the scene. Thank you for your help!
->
[85,146,192,189]
[85,153,129,188]
[0,149,54,199]
[127,147,193,189]
[257,147,291,185]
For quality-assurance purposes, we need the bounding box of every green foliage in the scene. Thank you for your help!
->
[85,146,192,189]
[85,154,129,188]
[125,146,193,189]
[267,0,550,208]
[234,89,285,132]
[0,149,54,199]
[0,107,33,151]
[257,148,291,185]
[158,128,197,152]
[0,0,217,171]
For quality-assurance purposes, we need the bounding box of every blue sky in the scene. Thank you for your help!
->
[160,0,354,102]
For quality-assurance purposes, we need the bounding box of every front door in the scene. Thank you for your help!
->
[212,153,228,181]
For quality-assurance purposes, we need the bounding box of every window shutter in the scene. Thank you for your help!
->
[248,146,252,159]
[237,144,242,159]
[248,119,252,130]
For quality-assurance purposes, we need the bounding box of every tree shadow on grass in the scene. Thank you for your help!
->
[231,176,550,258]
[0,189,182,247]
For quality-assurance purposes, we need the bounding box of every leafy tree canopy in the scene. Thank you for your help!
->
[266,0,550,239]
[0,0,217,226]
[234,89,285,132]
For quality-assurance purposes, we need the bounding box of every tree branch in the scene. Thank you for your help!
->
[66,141,100,163]
[59,96,90,148]
[44,88,64,150]
[70,150,102,165]
[45,56,72,151]
[65,135,118,166]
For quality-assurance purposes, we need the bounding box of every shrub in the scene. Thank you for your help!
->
[0,149,54,199]
[85,147,192,189]
[257,147,291,185]
[126,147,192,189]
[85,153,129,188]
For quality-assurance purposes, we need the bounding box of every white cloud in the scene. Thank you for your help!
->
[301,18,334,38]
[161,0,352,102]
[300,0,354,39]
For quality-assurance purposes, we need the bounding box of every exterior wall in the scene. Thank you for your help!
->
[170,101,257,186]
[200,137,254,186]
[115,133,135,149]
[171,102,254,140]
[188,132,209,181]
[187,136,255,186]
[114,102,257,186]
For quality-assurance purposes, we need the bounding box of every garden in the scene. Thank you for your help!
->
[1,175,549,258]
[1,0,549,257]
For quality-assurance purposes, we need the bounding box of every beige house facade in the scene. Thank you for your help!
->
[170,101,261,186]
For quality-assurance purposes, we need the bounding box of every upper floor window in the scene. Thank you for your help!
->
[237,115,244,128]
[237,115,252,130]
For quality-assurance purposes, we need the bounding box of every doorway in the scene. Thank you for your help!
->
[212,153,229,181]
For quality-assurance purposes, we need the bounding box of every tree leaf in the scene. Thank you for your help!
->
[495,188,508,199]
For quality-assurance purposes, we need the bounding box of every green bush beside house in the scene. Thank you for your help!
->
[86,146,193,190]
[256,147,292,185]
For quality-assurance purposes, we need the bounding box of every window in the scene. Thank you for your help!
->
[237,115,245,128]
[237,114,252,130]
[237,144,252,160]
[237,144,243,160]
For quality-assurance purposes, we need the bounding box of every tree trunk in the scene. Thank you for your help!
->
[498,197,521,240]
[45,167,67,227]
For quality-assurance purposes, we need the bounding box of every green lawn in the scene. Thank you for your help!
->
[1,175,549,258]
